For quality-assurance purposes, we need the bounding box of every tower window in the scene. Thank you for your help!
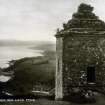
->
[87,66,95,83]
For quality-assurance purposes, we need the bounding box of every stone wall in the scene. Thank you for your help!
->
[55,3,105,99]
[63,35,105,96]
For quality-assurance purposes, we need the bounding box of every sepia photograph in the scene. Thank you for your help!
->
[0,0,105,105]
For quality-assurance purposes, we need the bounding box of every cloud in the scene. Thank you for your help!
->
[0,0,104,41]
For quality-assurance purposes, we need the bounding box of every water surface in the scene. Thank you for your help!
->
[0,46,42,68]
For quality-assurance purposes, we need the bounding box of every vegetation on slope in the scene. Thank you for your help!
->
[5,51,56,95]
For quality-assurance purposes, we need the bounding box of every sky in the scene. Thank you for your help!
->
[0,0,105,42]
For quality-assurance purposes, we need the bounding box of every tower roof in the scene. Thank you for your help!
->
[56,3,105,37]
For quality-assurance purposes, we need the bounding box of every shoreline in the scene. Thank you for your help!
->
[2,50,55,72]
[0,45,44,69]
[0,42,55,69]
[0,50,44,70]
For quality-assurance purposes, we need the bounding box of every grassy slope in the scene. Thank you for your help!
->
[4,51,56,95]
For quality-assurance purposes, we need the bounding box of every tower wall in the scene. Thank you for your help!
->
[55,37,63,100]
[63,35,105,96]
[55,3,105,100]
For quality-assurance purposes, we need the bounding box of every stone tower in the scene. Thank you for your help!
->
[55,3,105,100]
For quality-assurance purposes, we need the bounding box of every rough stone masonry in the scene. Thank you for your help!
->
[55,3,105,100]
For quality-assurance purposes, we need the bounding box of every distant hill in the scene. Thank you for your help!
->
[30,43,56,51]
[0,40,55,50]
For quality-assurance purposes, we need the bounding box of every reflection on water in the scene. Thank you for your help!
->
[0,46,42,68]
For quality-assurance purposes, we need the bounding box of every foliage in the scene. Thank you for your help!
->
[57,3,105,31]
[6,51,55,95]
[78,3,93,13]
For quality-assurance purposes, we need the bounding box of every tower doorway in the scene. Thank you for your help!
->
[87,66,95,83]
